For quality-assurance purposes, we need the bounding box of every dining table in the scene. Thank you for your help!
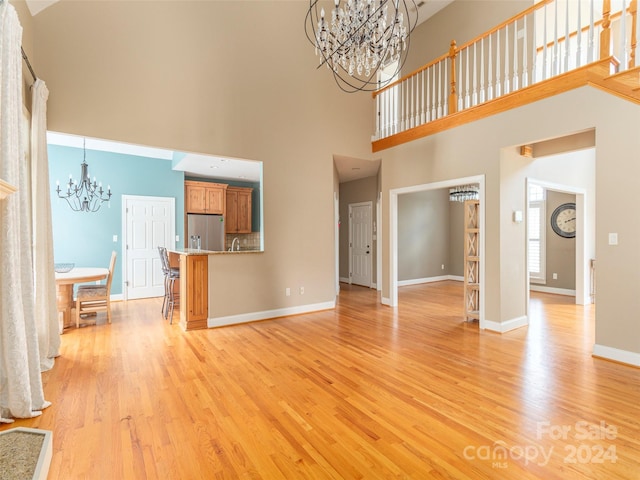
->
[55,267,109,332]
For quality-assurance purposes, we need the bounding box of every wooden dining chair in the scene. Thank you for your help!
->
[75,251,117,328]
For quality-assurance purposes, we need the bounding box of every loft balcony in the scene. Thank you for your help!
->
[372,0,640,153]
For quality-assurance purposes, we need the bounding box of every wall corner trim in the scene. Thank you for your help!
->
[592,344,640,367]
[207,301,335,328]
[482,315,528,333]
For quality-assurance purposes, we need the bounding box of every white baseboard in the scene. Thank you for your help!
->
[339,277,350,284]
[208,301,335,328]
[397,275,463,286]
[530,285,576,296]
[381,297,391,306]
[111,294,124,301]
[592,344,640,367]
[483,315,528,333]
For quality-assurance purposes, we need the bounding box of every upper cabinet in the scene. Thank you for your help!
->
[226,186,252,234]
[185,180,227,214]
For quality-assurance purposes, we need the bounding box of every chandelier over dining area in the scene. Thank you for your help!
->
[55,138,112,212]
[305,0,417,93]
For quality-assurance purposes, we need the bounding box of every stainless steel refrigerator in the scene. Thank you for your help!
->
[187,214,225,251]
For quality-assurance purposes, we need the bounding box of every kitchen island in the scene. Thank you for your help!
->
[167,248,261,331]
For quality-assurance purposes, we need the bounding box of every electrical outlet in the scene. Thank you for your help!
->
[175,235,180,242]
[113,235,118,242]
[286,288,290,297]
[441,264,445,270]
[300,286,304,295]
[553,273,558,280]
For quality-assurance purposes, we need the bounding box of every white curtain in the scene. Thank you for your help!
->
[0,1,50,422]
[31,79,59,371]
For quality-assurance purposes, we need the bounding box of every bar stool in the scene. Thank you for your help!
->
[158,247,180,324]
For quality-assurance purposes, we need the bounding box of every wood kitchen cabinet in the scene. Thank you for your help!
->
[178,253,208,331]
[225,186,252,234]
[185,180,227,214]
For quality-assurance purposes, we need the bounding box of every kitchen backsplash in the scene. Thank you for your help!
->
[225,232,261,251]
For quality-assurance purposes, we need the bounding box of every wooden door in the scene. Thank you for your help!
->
[237,190,252,233]
[186,183,207,213]
[225,189,238,233]
[206,186,225,214]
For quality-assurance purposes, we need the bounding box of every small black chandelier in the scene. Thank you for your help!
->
[305,0,418,93]
[55,138,112,212]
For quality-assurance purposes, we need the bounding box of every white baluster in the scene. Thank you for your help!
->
[564,0,570,72]
[588,0,595,63]
[621,0,628,70]
[421,70,426,124]
[488,33,494,100]
[458,50,464,110]
[465,46,471,108]
[431,65,436,121]
[504,23,510,94]
[513,18,519,91]
[437,61,443,118]
[496,28,502,97]
[415,73,420,127]
[444,58,448,116]
[480,36,486,103]
[473,42,478,106]
[553,0,559,76]
[523,14,529,87]
[575,0,582,68]
[543,2,549,80]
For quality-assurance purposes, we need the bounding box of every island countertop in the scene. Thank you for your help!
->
[167,248,262,256]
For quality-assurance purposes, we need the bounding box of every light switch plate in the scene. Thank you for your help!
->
[608,233,618,245]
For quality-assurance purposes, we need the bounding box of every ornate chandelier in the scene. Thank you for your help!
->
[55,138,112,212]
[305,0,417,93]
[449,185,479,202]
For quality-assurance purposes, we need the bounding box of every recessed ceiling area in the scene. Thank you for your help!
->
[46,132,262,183]
[334,155,381,183]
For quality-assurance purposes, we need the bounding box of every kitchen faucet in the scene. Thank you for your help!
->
[230,237,240,252]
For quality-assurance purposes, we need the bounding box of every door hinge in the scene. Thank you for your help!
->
[124,281,129,287]
[349,272,352,277]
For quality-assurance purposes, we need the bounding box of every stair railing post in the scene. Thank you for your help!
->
[449,40,458,115]
[600,0,612,59]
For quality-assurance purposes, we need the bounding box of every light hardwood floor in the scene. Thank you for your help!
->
[3,281,639,479]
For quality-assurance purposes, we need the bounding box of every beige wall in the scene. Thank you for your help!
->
[339,176,379,284]
[449,200,465,276]
[29,1,373,317]
[404,0,531,75]
[397,189,450,281]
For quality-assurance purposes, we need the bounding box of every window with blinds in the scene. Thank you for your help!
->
[528,184,546,283]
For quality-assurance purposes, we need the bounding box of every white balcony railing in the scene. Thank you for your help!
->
[373,0,639,141]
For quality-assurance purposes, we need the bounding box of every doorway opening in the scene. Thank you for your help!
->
[388,175,485,328]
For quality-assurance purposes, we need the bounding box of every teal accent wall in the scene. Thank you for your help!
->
[185,176,261,232]
[49,145,185,296]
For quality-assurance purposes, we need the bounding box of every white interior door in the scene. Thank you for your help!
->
[349,202,372,287]
[123,195,175,300]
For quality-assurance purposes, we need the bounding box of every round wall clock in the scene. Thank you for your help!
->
[550,202,576,238]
